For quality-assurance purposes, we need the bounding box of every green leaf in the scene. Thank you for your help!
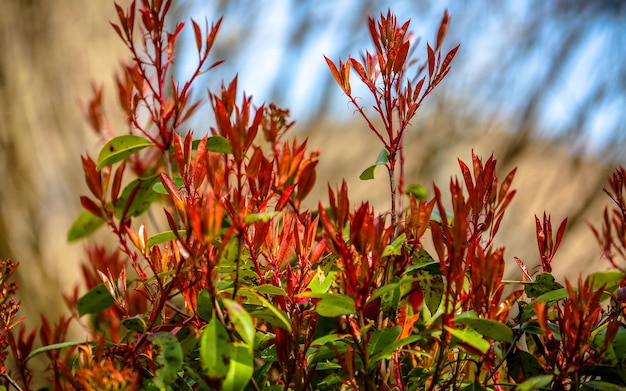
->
[415,271,444,314]
[223,299,255,347]
[151,332,183,389]
[97,135,154,170]
[241,289,292,331]
[67,210,105,242]
[77,283,115,317]
[460,384,491,391]
[583,381,626,391]
[588,271,623,291]
[200,318,231,382]
[445,326,490,354]
[299,292,355,317]
[207,135,232,154]
[525,273,564,298]
[147,230,187,247]
[405,183,428,200]
[455,316,513,343]
[122,315,147,333]
[368,326,402,367]
[152,177,184,194]
[251,284,288,297]
[223,343,254,391]
[508,349,545,381]
[359,148,389,180]
[514,375,553,391]
[114,174,160,219]
[308,269,336,294]
[196,289,214,322]
[381,282,401,319]
[243,211,280,224]
[26,340,89,361]
[383,233,406,257]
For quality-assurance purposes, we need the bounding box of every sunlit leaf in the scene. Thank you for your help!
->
[206,135,232,154]
[223,343,254,391]
[147,230,187,247]
[405,183,428,200]
[223,299,255,347]
[97,135,154,170]
[455,316,513,343]
[308,269,336,294]
[444,326,490,354]
[26,341,90,361]
[242,289,292,331]
[359,148,389,180]
[250,284,288,297]
[152,177,184,194]
[244,211,280,224]
[77,283,115,317]
[513,375,553,391]
[299,292,355,317]
[200,318,231,381]
[67,210,105,242]
[383,233,406,257]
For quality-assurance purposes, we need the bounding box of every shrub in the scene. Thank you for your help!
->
[1,1,626,390]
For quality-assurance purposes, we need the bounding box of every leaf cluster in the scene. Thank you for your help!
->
[1,2,626,391]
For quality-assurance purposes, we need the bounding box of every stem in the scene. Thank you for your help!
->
[1,374,23,391]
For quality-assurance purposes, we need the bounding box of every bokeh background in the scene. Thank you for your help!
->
[1,0,625,360]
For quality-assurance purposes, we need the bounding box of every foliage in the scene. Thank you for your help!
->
[1,1,626,390]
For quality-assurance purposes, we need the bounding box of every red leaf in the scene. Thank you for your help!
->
[111,162,126,205]
[80,196,103,219]
[553,217,568,256]
[498,168,517,204]
[275,184,297,212]
[191,19,202,53]
[441,45,460,75]
[393,41,410,74]
[436,10,450,50]
[81,155,102,199]
[427,43,435,78]
[325,56,345,93]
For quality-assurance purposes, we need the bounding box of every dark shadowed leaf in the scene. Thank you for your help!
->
[114,174,160,219]
[368,326,402,367]
[152,332,183,389]
[196,289,214,322]
[525,273,564,298]
[67,210,105,242]
[77,283,115,317]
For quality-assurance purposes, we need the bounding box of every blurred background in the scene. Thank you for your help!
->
[1,0,625,353]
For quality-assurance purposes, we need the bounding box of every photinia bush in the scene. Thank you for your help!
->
[1,1,626,390]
